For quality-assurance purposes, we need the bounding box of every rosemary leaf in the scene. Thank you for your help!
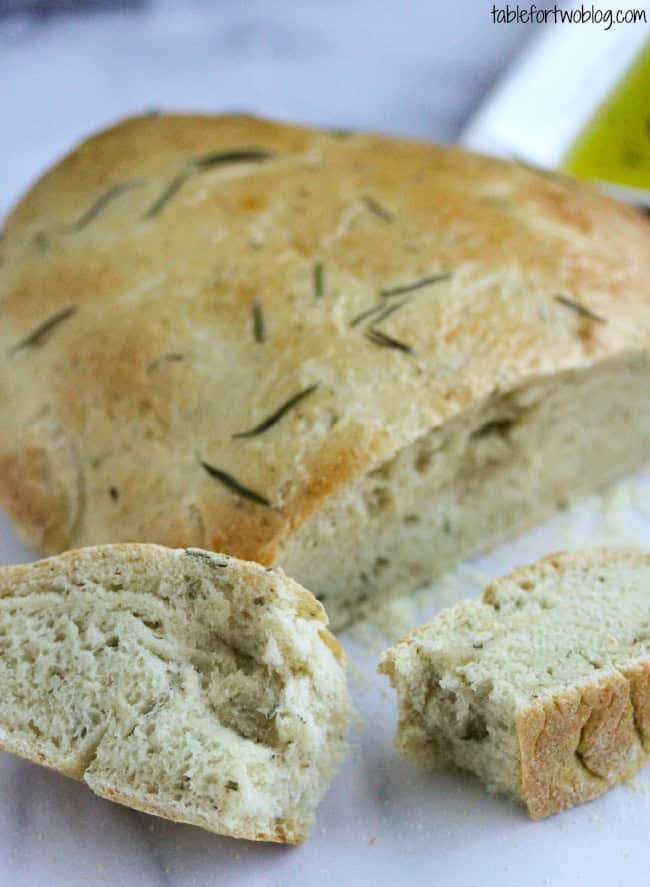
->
[142,147,273,220]
[364,328,414,354]
[65,179,145,231]
[350,296,410,329]
[555,295,605,323]
[10,306,77,353]
[350,274,438,327]
[313,262,325,299]
[369,300,409,327]
[185,548,228,567]
[200,461,272,508]
[380,273,451,299]
[141,172,190,220]
[252,299,265,343]
[192,147,273,169]
[146,353,186,372]
[349,303,385,328]
[233,384,319,439]
[361,195,394,223]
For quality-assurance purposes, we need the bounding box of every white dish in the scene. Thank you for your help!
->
[461,1,650,206]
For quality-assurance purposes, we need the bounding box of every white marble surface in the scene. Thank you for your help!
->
[2,3,650,886]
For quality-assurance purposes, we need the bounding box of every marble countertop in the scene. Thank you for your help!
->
[3,3,650,885]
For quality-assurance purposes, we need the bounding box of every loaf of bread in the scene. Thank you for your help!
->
[380,549,650,818]
[1,114,649,628]
[0,544,350,843]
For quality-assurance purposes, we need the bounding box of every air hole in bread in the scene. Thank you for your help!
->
[364,486,393,513]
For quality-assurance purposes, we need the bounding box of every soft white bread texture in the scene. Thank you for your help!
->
[380,549,650,819]
[1,114,650,629]
[0,544,350,843]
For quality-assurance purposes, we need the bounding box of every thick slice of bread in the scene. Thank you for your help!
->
[379,549,650,818]
[0,544,350,843]
[1,115,650,628]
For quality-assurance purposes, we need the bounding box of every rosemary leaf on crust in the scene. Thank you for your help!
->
[361,195,394,223]
[313,262,325,299]
[141,172,190,220]
[555,294,605,323]
[350,298,409,333]
[191,147,273,168]
[364,328,414,354]
[350,272,450,327]
[9,306,77,353]
[185,548,229,567]
[64,179,145,231]
[142,146,273,220]
[200,461,272,508]
[252,299,265,343]
[146,353,186,372]
[349,303,386,328]
[233,384,319,439]
[380,273,451,299]
[369,300,409,327]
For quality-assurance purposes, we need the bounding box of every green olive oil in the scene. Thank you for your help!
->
[563,42,650,189]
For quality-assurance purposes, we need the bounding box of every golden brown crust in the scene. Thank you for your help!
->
[493,550,650,819]
[1,114,650,558]
[517,668,649,819]
[381,548,650,817]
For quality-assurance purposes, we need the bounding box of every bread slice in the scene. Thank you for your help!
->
[1,114,650,629]
[379,549,650,818]
[0,544,350,843]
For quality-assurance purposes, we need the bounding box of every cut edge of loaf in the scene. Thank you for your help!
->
[0,544,351,844]
[283,352,650,628]
[379,548,650,819]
